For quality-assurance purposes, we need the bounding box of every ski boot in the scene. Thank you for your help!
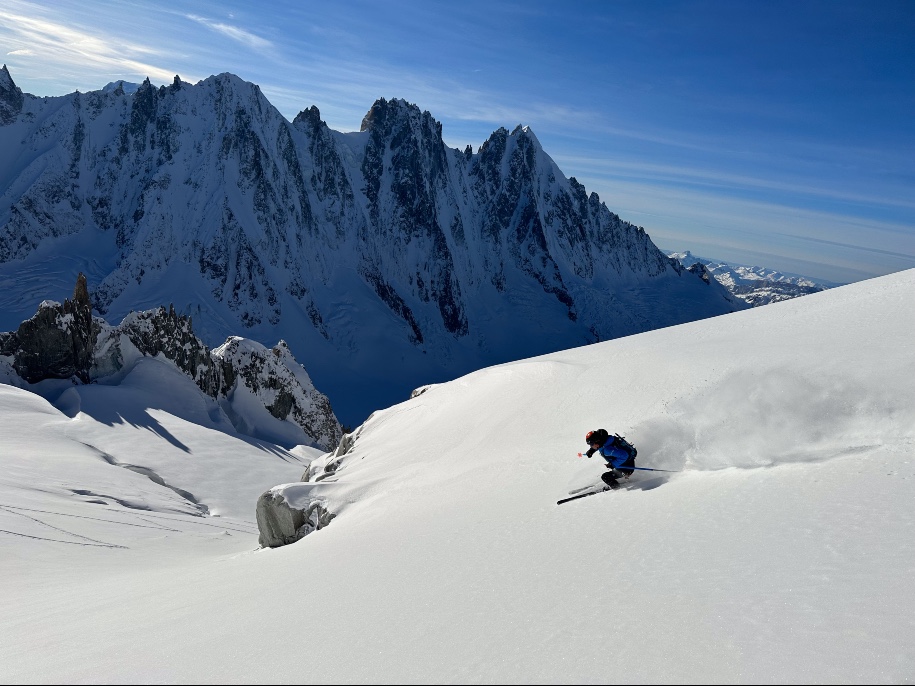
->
[601,471,621,490]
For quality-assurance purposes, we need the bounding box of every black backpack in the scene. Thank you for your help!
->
[609,434,637,459]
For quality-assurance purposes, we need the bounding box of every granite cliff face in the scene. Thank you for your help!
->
[0,275,341,450]
[0,67,744,423]
[0,65,24,126]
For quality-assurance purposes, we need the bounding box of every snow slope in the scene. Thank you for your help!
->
[1,269,913,684]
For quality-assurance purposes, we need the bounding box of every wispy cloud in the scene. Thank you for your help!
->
[772,233,915,261]
[184,14,273,52]
[552,155,915,214]
[602,176,914,241]
[589,176,915,281]
[0,5,178,83]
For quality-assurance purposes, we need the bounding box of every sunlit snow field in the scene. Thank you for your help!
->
[1,269,913,684]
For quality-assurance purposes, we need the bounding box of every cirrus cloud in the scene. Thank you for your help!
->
[184,14,273,52]
[0,4,179,83]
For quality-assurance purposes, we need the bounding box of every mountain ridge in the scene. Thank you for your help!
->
[668,250,838,306]
[0,67,744,423]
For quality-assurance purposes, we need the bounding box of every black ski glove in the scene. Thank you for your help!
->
[585,447,596,458]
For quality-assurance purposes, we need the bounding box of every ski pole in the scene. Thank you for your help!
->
[575,453,680,473]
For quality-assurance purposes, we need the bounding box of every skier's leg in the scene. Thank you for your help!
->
[601,470,620,489]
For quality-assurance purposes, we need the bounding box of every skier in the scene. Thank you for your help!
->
[584,429,636,490]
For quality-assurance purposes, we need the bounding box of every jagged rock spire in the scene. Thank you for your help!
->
[0,64,15,88]
[0,64,24,125]
[4,273,96,383]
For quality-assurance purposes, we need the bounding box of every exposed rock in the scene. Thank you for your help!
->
[410,384,438,398]
[0,330,15,357]
[687,262,712,285]
[2,275,341,450]
[94,304,225,395]
[301,423,364,482]
[727,280,823,306]
[213,337,342,450]
[9,273,97,383]
[255,490,334,548]
[0,65,24,126]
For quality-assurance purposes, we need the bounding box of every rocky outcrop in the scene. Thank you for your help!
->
[255,490,334,548]
[93,304,227,395]
[301,422,366,483]
[2,274,97,383]
[2,275,342,449]
[727,280,823,306]
[687,261,712,285]
[212,337,342,450]
[0,65,24,126]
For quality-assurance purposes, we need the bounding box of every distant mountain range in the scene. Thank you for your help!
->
[0,65,743,424]
[667,251,839,307]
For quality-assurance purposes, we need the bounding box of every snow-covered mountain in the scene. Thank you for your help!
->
[0,274,341,449]
[0,65,743,424]
[101,80,141,95]
[1,270,911,683]
[669,250,837,306]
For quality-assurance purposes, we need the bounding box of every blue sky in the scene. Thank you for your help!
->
[2,0,913,283]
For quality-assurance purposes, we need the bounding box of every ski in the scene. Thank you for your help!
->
[568,476,634,495]
[567,473,636,496]
[557,487,612,505]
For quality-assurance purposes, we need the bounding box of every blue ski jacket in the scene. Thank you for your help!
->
[598,442,633,469]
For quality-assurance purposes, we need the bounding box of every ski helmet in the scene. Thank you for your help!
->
[586,429,609,446]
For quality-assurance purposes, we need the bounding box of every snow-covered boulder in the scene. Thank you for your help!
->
[255,488,334,548]
[410,383,438,398]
